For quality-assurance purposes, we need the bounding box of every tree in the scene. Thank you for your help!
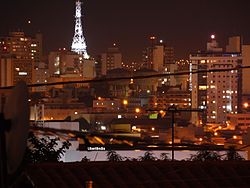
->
[24,132,71,163]
[139,151,157,161]
[225,146,245,161]
[160,153,170,161]
[188,149,221,162]
[106,150,123,162]
[81,156,90,162]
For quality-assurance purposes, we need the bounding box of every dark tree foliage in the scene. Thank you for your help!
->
[160,153,170,161]
[189,149,222,162]
[24,132,71,164]
[225,146,245,161]
[139,151,157,161]
[81,156,90,162]
[106,150,123,162]
[123,157,138,161]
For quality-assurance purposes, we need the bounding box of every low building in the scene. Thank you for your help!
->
[227,113,250,132]
[93,98,121,110]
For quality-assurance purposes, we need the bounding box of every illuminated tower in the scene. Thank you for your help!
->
[71,0,89,59]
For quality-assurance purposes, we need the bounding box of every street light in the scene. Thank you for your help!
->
[243,102,249,108]
[135,108,140,113]
[123,99,128,105]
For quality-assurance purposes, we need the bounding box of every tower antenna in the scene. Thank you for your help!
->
[71,0,89,59]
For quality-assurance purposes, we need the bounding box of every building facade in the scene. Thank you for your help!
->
[142,37,174,73]
[101,45,122,76]
[48,49,96,80]
[0,32,42,86]
[190,36,242,125]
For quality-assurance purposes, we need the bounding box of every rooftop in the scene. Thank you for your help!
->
[16,161,250,188]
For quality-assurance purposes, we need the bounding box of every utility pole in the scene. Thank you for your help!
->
[167,105,204,161]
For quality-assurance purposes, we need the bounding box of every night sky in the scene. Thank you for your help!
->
[1,0,250,63]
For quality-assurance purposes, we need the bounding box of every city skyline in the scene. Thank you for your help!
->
[2,2,250,184]
[1,0,250,63]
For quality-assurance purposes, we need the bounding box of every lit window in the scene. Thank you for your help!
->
[199,86,207,90]
[100,126,106,131]
[18,72,27,76]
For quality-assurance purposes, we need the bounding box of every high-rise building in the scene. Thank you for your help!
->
[175,60,191,91]
[241,45,250,111]
[0,31,42,86]
[101,44,122,76]
[242,45,250,95]
[224,36,250,111]
[94,55,102,78]
[142,36,174,72]
[190,35,242,125]
[48,49,96,81]
[33,62,49,92]
[226,36,241,53]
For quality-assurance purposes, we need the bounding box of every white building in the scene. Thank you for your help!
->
[190,36,242,125]
[48,49,96,80]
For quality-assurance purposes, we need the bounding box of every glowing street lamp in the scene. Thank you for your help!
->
[123,99,128,105]
[135,108,140,113]
[243,102,249,108]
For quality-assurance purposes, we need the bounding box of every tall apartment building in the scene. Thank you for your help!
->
[0,56,33,86]
[0,32,43,64]
[33,62,49,92]
[190,35,242,125]
[95,55,102,78]
[0,31,42,86]
[242,45,250,95]
[175,60,190,91]
[142,37,174,72]
[100,44,122,75]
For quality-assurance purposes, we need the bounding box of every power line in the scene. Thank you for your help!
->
[0,65,249,90]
